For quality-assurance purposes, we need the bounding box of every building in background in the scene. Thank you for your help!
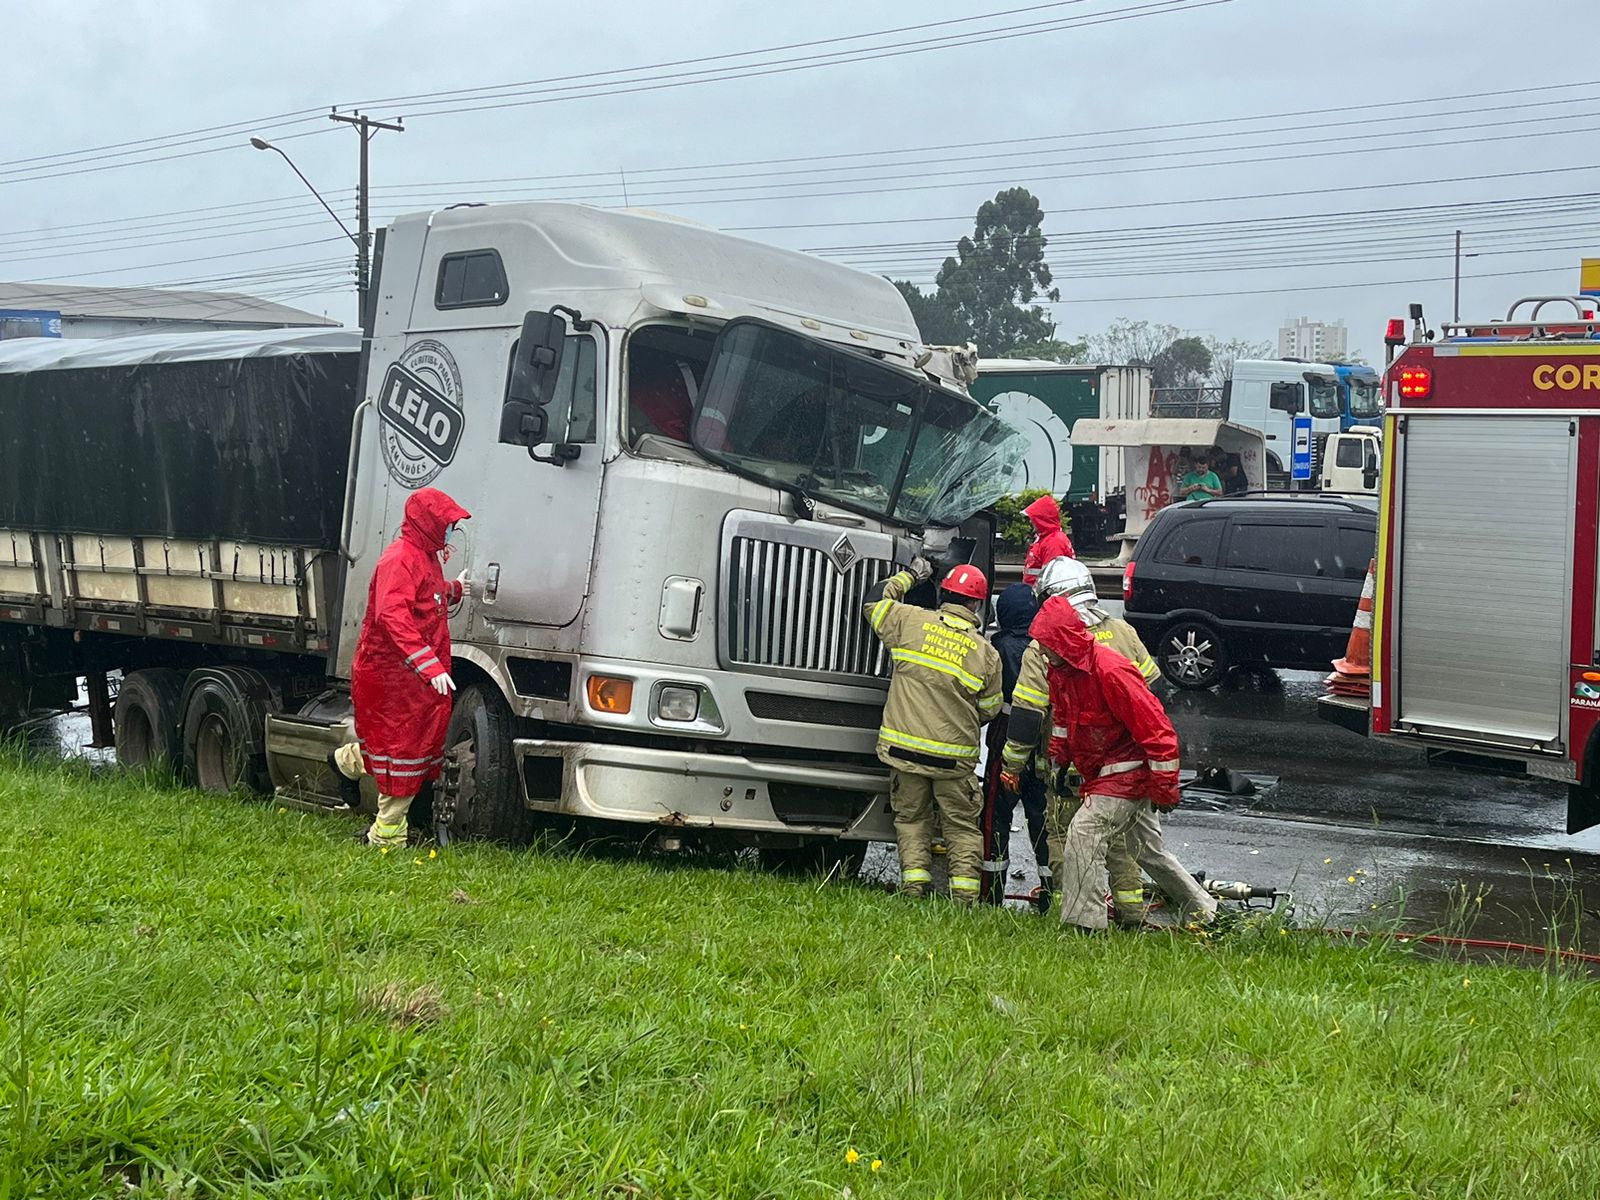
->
[1277,316,1348,361]
[0,282,338,340]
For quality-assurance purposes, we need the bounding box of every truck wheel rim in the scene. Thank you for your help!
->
[195,713,238,791]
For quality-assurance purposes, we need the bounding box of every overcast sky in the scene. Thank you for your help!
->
[6,0,1599,357]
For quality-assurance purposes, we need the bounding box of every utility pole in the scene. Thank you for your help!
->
[1453,229,1463,324]
[329,110,404,325]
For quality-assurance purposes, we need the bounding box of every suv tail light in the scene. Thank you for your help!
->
[1122,561,1136,603]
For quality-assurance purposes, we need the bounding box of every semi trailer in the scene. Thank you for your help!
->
[0,202,1027,861]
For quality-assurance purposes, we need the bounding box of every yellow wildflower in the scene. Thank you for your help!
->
[429,848,437,859]
[1323,858,1332,865]
[845,1148,861,1165]
[380,847,390,856]
[871,1160,883,1173]
[277,807,287,815]
[1347,875,1356,883]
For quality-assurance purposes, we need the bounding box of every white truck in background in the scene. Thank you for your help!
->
[0,202,1028,867]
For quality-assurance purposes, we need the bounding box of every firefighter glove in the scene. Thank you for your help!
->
[908,555,935,583]
[1150,770,1182,811]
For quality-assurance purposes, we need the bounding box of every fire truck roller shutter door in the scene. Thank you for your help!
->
[1395,415,1576,746]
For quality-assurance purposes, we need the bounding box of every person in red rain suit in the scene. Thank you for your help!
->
[330,487,471,847]
[1020,494,1075,586]
[1028,596,1217,932]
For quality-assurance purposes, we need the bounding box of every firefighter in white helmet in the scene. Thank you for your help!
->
[999,556,1159,925]
[865,558,1004,904]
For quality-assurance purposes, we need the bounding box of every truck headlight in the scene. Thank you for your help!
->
[657,685,700,723]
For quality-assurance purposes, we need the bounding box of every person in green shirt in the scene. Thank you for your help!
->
[1177,451,1222,501]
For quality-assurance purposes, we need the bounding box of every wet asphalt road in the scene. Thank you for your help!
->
[868,665,1600,953]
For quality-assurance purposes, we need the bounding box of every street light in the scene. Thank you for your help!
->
[249,136,361,310]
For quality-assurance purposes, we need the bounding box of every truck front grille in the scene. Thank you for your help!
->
[725,532,892,681]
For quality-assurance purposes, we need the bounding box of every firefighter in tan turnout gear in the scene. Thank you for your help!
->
[1000,556,1159,925]
[866,557,1004,903]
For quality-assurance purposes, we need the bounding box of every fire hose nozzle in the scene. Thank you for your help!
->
[1204,879,1279,901]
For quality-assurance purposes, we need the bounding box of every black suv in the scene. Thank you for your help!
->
[1123,495,1377,689]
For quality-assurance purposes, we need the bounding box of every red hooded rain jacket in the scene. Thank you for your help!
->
[1029,596,1182,807]
[1021,494,1075,585]
[351,487,471,797]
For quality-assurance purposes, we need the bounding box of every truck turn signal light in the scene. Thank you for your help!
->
[1397,366,1432,399]
[587,675,635,714]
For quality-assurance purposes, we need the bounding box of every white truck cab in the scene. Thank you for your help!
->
[1319,425,1382,493]
[308,203,1026,852]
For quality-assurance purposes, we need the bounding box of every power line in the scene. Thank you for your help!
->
[369,90,1600,195]
[344,0,1100,110]
[367,1,1231,123]
[728,163,1600,232]
[0,0,1220,187]
[1027,262,1579,305]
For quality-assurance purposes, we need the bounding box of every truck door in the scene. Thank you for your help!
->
[340,223,605,675]
[1393,414,1576,749]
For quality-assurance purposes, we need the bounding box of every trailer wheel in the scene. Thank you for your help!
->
[1157,619,1229,690]
[440,684,534,844]
[179,669,274,795]
[114,669,184,770]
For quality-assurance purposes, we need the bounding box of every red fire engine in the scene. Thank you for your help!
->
[1321,296,1600,833]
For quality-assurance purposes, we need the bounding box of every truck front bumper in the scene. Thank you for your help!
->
[511,738,895,843]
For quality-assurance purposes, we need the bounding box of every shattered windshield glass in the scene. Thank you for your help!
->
[693,321,1028,528]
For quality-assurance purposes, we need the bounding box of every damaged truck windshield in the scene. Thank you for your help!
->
[691,320,1027,528]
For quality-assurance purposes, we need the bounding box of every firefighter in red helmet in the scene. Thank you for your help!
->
[330,486,472,847]
[864,558,1003,904]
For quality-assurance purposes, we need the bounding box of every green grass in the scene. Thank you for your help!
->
[3,755,1600,1198]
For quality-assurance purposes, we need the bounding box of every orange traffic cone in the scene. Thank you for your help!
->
[1325,559,1375,696]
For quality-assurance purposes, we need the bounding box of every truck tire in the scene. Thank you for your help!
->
[114,669,184,770]
[1157,619,1229,690]
[441,683,534,844]
[180,669,274,795]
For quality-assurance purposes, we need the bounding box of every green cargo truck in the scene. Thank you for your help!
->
[972,360,1152,547]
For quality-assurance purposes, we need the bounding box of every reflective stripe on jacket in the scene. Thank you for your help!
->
[866,569,1003,778]
[1030,598,1180,801]
[1001,611,1156,771]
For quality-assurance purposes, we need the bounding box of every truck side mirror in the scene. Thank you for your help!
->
[498,309,567,449]
[1362,464,1380,489]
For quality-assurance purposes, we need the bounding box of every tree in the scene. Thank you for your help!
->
[1325,351,1370,366]
[1149,336,1212,388]
[891,187,1078,359]
[1086,319,1182,366]
[1203,336,1274,387]
[1001,334,1089,364]
[892,281,969,347]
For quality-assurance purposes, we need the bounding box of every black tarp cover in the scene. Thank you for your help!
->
[0,348,361,547]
